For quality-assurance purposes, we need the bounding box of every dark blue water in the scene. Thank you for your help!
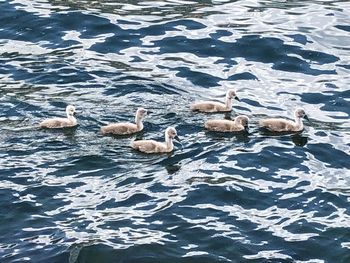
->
[1,0,350,262]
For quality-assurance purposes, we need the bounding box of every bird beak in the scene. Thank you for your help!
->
[174,135,180,142]
[244,125,249,132]
[304,115,310,121]
[235,96,240,102]
[73,112,77,116]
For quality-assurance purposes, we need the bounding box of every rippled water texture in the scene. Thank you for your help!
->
[1,0,350,262]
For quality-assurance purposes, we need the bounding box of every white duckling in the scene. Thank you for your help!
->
[205,115,249,132]
[259,108,309,132]
[190,89,240,113]
[131,127,179,153]
[40,105,77,128]
[101,107,147,135]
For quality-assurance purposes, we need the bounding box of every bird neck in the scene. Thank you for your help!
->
[67,114,77,125]
[234,118,242,128]
[225,96,232,110]
[135,115,143,130]
[294,116,303,130]
[165,134,174,150]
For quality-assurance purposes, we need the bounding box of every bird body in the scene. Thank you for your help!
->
[132,140,171,153]
[191,89,240,113]
[205,115,249,132]
[131,127,179,153]
[40,105,77,129]
[101,122,141,135]
[101,108,147,135]
[259,108,309,132]
[191,101,230,112]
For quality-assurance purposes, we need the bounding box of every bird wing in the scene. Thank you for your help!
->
[259,118,295,132]
[132,140,157,153]
[40,118,71,128]
[191,102,226,112]
[102,123,137,134]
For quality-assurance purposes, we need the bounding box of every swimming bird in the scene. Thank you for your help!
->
[205,115,249,132]
[190,89,240,112]
[40,105,77,128]
[101,108,147,135]
[131,127,179,153]
[259,108,309,132]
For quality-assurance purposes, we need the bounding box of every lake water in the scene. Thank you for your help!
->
[0,0,349,262]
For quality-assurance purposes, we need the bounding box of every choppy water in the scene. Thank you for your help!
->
[1,0,350,262]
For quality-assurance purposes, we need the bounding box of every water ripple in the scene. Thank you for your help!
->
[1,0,350,262]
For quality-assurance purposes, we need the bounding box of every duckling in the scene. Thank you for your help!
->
[101,108,147,135]
[40,105,77,128]
[131,127,179,153]
[205,115,249,132]
[190,89,240,112]
[259,108,309,132]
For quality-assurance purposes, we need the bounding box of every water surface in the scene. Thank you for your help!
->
[0,0,350,262]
